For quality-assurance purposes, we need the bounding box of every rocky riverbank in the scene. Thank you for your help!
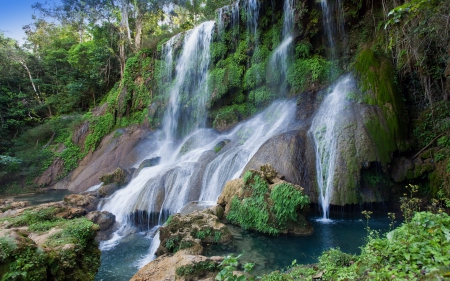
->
[0,194,115,280]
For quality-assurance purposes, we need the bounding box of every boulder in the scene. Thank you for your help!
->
[0,203,101,280]
[98,183,121,197]
[218,165,313,236]
[134,157,161,177]
[99,167,130,185]
[131,250,220,281]
[63,194,97,211]
[86,211,116,231]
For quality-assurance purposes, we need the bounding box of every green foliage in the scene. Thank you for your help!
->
[214,231,222,242]
[176,260,218,277]
[212,104,252,130]
[413,101,450,147]
[438,136,450,148]
[1,245,47,281]
[58,140,83,173]
[60,218,97,247]
[0,237,16,262]
[165,236,179,252]
[215,254,255,281]
[227,172,310,235]
[286,56,331,93]
[270,183,309,227]
[84,113,114,152]
[400,184,421,222]
[8,207,59,227]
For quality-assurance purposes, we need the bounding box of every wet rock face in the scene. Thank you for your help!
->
[58,126,153,193]
[85,211,116,231]
[99,167,131,185]
[243,129,318,202]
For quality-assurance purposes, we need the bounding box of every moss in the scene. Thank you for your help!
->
[99,168,127,185]
[226,168,310,235]
[286,56,331,93]
[354,48,406,162]
[0,207,100,281]
[176,260,219,278]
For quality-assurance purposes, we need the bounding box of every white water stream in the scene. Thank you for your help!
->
[309,75,353,221]
[99,14,298,264]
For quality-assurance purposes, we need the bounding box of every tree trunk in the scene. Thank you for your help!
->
[121,0,132,45]
[19,60,41,103]
[135,16,143,51]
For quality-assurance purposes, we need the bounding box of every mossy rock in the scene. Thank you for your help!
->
[99,168,130,185]
[219,165,312,235]
[0,204,101,281]
[156,207,232,256]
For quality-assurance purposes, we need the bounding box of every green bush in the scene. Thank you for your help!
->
[227,171,310,235]
[287,56,331,93]
[84,112,114,152]
[270,183,310,227]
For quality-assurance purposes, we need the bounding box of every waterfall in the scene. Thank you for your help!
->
[320,0,345,72]
[161,21,215,144]
[199,101,296,201]
[99,14,297,259]
[320,0,336,62]
[313,0,347,220]
[217,1,240,36]
[267,0,294,94]
[282,0,294,39]
[244,0,260,41]
[310,76,353,221]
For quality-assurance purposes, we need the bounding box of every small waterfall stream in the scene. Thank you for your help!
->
[267,0,294,94]
[309,76,353,221]
[312,0,348,220]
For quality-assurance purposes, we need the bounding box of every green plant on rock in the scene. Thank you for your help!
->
[215,254,255,281]
[176,260,218,278]
[286,56,331,93]
[84,112,115,152]
[227,171,309,235]
[270,183,309,227]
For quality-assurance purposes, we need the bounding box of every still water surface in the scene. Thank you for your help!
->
[95,212,393,280]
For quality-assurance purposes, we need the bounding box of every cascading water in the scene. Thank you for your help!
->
[310,76,353,221]
[162,21,215,143]
[320,0,345,72]
[267,0,294,94]
[312,0,348,220]
[217,1,240,36]
[99,11,299,270]
[244,0,260,41]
